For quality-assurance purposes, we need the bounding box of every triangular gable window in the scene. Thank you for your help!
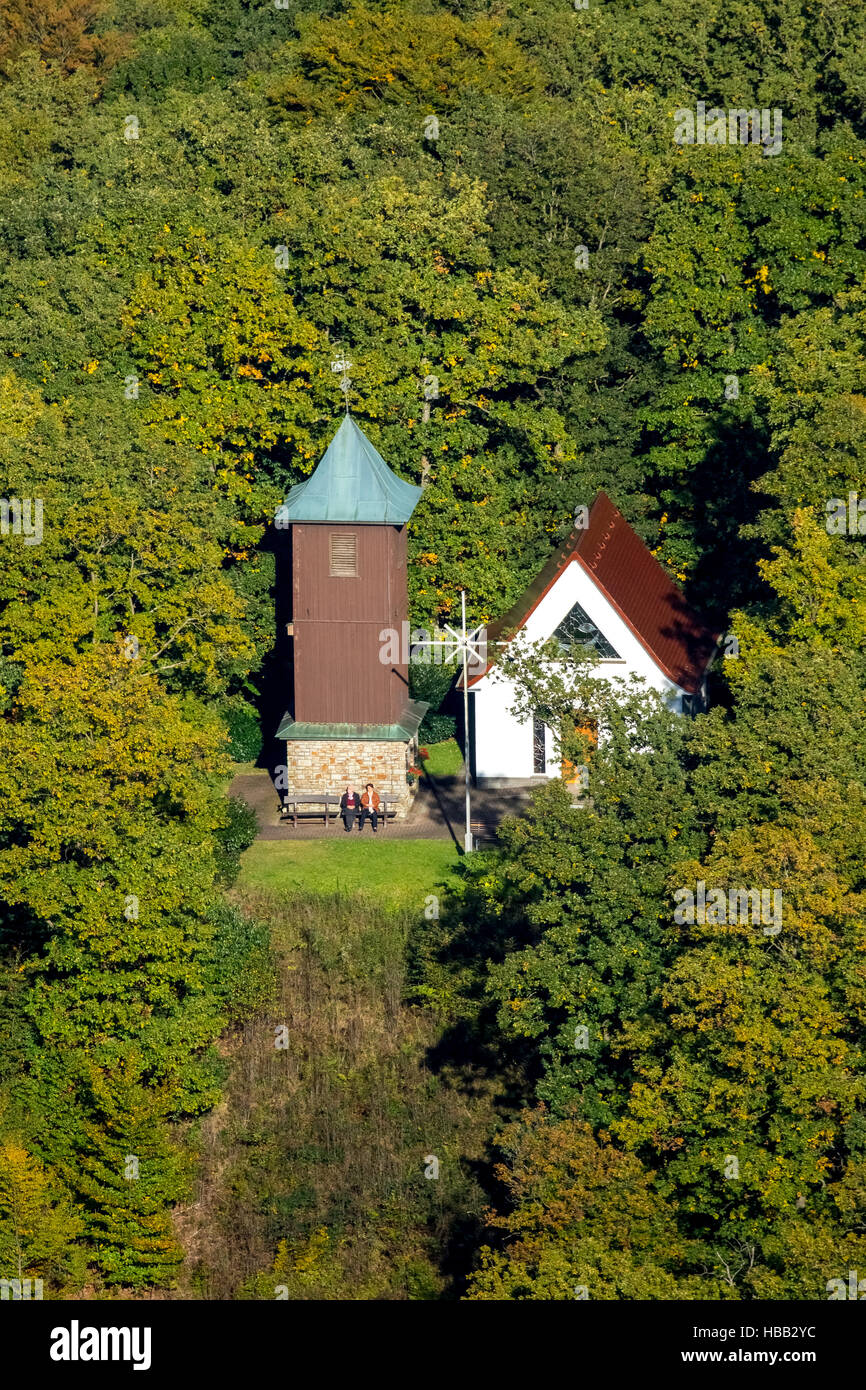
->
[553,601,620,658]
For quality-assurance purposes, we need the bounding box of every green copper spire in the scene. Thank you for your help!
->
[276,417,423,525]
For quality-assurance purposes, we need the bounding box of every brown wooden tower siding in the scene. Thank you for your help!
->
[275,416,426,816]
[291,521,408,725]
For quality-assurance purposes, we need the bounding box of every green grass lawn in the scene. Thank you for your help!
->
[237,836,459,910]
[228,759,261,777]
[419,737,464,778]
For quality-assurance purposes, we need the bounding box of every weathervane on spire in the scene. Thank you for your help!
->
[330,344,353,415]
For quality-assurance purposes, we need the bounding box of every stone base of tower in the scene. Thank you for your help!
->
[284,738,419,819]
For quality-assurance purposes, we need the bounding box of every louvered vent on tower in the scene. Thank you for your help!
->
[329,532,358,577]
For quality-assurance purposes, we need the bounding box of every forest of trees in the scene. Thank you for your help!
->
[0,0,864,1301]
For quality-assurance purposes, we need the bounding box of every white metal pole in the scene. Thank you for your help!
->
[461,589,473,853]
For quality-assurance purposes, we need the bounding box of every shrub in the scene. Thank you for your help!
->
[0,658,24,714]
[214,795,259,886]
[222,699,263,764]
[419,711,456,744]
[409,661,455,713]
[202,903,275,1024]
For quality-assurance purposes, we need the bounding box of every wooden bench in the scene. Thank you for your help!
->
[279,793,396,830]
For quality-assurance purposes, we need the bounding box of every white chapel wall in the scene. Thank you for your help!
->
[471,559,686,783]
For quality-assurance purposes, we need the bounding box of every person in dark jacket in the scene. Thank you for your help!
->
[359,783,381,832]
[340,785,361,832]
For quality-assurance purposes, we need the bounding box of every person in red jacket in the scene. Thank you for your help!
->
[340,785,361,832]
[359,783,381,833]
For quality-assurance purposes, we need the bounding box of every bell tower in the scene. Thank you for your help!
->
[275,417,427,814]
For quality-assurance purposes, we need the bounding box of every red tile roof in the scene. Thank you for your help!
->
[466,492,720,694]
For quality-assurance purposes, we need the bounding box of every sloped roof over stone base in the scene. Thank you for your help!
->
[276,699,429,742]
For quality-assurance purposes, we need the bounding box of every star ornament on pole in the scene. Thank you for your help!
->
[447,593,487,853]
[408,596,486,853]
[440,621,488,678]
